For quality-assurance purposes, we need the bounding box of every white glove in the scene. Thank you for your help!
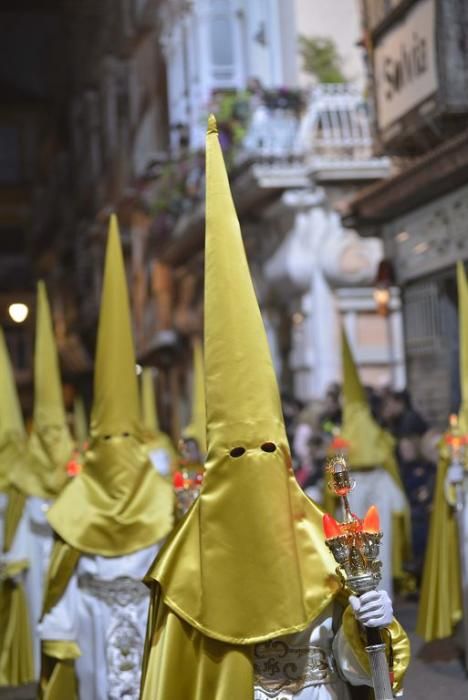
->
[447,462,464,485]
[349,590,393,627]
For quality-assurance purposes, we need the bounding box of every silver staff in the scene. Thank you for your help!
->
[324,455,395,700]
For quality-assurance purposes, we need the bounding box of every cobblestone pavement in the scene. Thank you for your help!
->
[395,598,467,699]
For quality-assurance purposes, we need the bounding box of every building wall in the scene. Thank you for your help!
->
[382,182,468,285]
[294,0,365,90]
[338,287,405,389]
[159,0,299,151]
[378,183,468,424]
[370,194,466,426]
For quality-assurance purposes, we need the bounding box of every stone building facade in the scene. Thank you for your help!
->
[347,0,468,425]
[135,0,406,425]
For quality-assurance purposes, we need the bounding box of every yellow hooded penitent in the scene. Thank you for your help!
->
[140,367,176,459]
[145,115,338,644]
[417,262,465,640]
[459,260,468,431]
[0,328,26,492]
[0,328,34,686]
[47,215,173,556]
[12,283,73,499]
[181,338,206,454]
[342,330,398,474]
[341,330,412,579]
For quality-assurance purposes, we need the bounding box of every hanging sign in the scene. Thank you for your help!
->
[374,0,438,130]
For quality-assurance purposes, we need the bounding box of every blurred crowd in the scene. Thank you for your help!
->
[284,385,439,585]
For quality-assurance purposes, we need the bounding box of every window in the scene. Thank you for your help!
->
[210,0,235,82]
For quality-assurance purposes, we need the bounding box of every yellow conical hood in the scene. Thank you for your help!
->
[0,329,25,439]
[145,116,338,644]
[181,338,206,454]
[457,261,468,430]
[47,216,173,556]
[91,215,140,437]
[73,396,88,446]
[34,281,67,429]
[341,329,393,469]
[340,329,412,580]
[0,327,26,491]
[204,119,284,447]
[12,283,73,499]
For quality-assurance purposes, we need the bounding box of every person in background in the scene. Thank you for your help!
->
[397,435,436,582]
[319,383,342,427]
[292,400,324,486]
[140,367,176,479]
[172,338,206,519]
[417,261,468,647]
[180,337,206,462]
[381,389,428,439]
[301,433,328,504]
[3,283,74,675]
[140,115,410,700]
[365,385,383,424]
[0,328,34,690]
[38,217,173,700]
[338,331,411,596]
[281,393,304,451]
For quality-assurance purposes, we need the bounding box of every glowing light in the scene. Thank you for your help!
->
[8,303,29,324]
[322,513,342,539]
[292,312,304,325]
[373,287,390,316]
[66,458,82,477]
[135,363,143,375]
[330,436,350,451]
[173,471,185,489]
[362,505,380,533]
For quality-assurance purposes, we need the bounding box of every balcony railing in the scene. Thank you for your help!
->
[139,84,388,246]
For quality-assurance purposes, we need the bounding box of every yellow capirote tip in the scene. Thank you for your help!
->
[207,114,218,134]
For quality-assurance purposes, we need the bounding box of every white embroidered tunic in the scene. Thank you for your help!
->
[253,604,371,700]
[39,543,160,700]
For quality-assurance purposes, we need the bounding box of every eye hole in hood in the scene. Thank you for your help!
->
[102,432,132,442]
[229,446,246,458]
[261,442,276,453]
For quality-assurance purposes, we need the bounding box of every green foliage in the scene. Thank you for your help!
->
[298,35,346,83]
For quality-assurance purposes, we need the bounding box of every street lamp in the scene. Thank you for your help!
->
[373,260,394,317]
[8,302,29,324]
